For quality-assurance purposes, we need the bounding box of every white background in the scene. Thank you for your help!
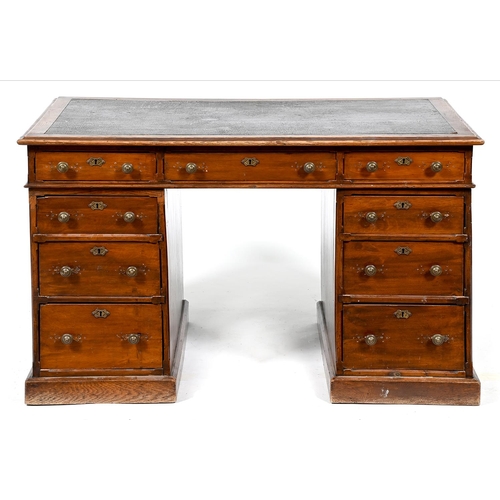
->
[1,2,499,500]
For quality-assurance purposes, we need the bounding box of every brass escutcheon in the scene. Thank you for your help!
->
[88,201,107,210]
[241,157,260,167]
[92,308,110,319]
[90,246,108,256]
[395,246,412,255]
[393,200,412,210]
[87,157,105,167]
[394,309,412,319]
[395,156,413,166]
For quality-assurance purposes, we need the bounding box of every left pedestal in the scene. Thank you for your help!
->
[24,149,186,404]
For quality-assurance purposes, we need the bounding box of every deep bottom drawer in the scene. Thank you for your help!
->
[342,304,465,371]
[40,304,163,370]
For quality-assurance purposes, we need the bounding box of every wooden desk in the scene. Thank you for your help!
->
[18,97,483,405]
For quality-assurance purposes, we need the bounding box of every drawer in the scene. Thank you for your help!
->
[35,151,157,181]
[39,242,161,297]
[164,152,336,182]
[343,151,465,182]
[342,304,465,371]
[37,196,159,234]
[343,241,463,296]
[343,194,465,235]
[40,304,163,370]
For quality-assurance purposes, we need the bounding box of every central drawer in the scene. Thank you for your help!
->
[343,241,464,296]
[342,304,465,371]
[39,242,161,297]
[164,152,337,182]
[39,304,163,370]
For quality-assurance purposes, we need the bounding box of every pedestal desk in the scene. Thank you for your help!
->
[18,97,483,405]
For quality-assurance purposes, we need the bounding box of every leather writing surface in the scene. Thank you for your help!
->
[45,98,456,137]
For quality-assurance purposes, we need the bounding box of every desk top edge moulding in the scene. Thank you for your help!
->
[19,97,483,405]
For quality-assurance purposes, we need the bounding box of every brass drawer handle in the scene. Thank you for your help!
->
[430,265,442,277]
[431,334,449,346]
[364,264,377,276]
[126,333,141,345]
[303,162,316,173]
[56,161,69,173]
[364,334,377,346]
[185,162,198,174]
[430,161,443,172]
[123,211,136,223]
[122,163,134,174]
[430,211,444,223]
[365,211,378,223]
[366,161,378,173]
[57,211,70,223]
[61,333,74,345]
[60,266,79,277]
[126,266,138,277]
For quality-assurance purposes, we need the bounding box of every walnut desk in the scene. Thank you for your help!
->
[18,97,483,405]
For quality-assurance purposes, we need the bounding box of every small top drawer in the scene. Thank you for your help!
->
[35,152,157,181]
[164,152,336,183]
[343,151,465,183]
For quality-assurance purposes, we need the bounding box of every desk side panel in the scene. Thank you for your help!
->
[321,190,337,374]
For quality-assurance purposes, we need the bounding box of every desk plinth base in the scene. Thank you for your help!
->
[25,300,189,405]
[317,301,481,406]
[25,373,178,405]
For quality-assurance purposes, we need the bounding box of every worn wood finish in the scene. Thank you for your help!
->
[39,304,163,371]
[36,195,159,234]
[342,193,465,236]
[38,242,161,297]
[343,241,464,296]
[19,97,483,405]
[164,151,337,182]
[343,150,466,183]
[35,151,157,182]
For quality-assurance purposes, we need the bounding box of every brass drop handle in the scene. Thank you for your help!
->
[365,211,378,223]
[61,333,74,345]
[430,211,444,223]
[122,163,134,174]
[126,333,141,345]
[364,264,377,276]
[60,266,78,277]
[364,334,377,346]
[123,211,136,223]
[185,162,198,174]
[303,162,316,173]
[126,266,138,277]
[57,211,70,223]
[56,161,69,173]
[366,161,378,173]
[430,161,443,172]
[431,334,448,346]
[430,265,442,277]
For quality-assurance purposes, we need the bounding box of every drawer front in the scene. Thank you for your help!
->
[39,242,161,297]
[343,151,465,182]
[343,241,463,296]
[343,195,465,235]
[35,152,157,181]
[164,152,336,182]
[342,305,465,371]
[37,196,159,234]
[40,304,163,370]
